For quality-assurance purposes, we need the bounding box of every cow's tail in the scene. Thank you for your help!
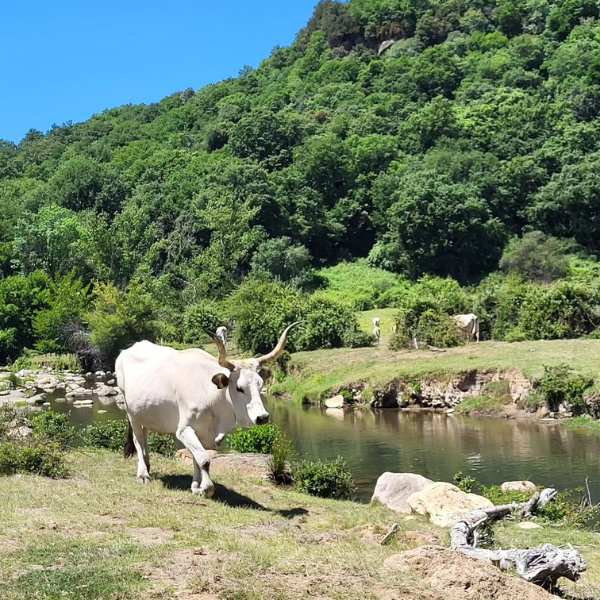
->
[124,420,135,458]
[116,352,135,458]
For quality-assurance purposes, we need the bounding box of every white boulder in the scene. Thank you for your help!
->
[324,395,345,409]
[501,480,537,493]
[407,482,494,527]
[371,472,434,513]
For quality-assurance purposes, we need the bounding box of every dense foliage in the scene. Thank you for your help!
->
[3,0,600,360]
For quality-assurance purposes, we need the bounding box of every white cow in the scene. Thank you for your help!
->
[215,325,228,346]
[372,317,381,344]
[116,323,297,497]
[453,313,480,343]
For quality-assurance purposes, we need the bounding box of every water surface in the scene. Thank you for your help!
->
[49,395,600,502]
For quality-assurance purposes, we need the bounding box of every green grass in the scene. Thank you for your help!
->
[271,338,600,404]
[454,395,507,416]
[1,448,599,598]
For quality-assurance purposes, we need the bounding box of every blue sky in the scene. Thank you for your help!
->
[0,1,320,143]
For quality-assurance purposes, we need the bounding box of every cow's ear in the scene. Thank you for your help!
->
[211,373,229,389]
[258,366,272,382]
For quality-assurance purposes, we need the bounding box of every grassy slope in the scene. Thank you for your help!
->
[273,338,600,404]
[1,449,599,599]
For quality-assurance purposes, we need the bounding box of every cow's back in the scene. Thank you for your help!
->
[116,341,226,434]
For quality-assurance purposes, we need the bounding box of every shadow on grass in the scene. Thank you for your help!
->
[158,474,308,519]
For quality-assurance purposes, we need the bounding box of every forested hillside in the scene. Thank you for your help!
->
[2,0,600,364]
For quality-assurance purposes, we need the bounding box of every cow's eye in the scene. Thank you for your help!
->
[236,385,244,394]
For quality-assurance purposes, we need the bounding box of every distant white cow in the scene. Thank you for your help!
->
[372,317,381,344]
[215,325,228,346]
[453,313,480,343]
[116,323,297,496]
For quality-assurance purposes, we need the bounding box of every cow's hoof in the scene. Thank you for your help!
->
[137,475,151,485]
[192,482,215,498]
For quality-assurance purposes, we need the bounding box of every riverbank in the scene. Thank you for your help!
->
[271,339,600,409]
[1,448,600,599]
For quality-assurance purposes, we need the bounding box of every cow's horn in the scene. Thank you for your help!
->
[207,330,235,371]
[257,322,299,364]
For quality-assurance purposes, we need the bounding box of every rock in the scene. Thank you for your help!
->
[518,521,542,530]
[6,424,33,440]
[26,394,46,406]
[95,384,118,397]
[371,473,434,514]
[106,378,116,386]
[407,482,494,528]
[66,387,93,400]
[95,370,106,379]
[73,399,93,407]
[324,408,344,420]
[176,449,271,480]
[501,480,537,493]
[383,545,554,599]
[324,395,344,409]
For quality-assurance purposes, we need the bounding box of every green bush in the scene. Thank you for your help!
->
[297,297,372,350]
[183,299,225,344]
[82,419,128,451]
[30,410,77,449]
[226,424,282,454]
[518,282,600,340]
[268,433,294,485]
[390,307,462,349]
[227,279,303,354]
[480,484,532,505]
[33,273,90,353]
[293,456,353,499]
[453,471,477,493]
[499,231,573,283]
[0,441,67,478]
[87,281,160,365]
[538,364,593,414]
[82,419,176,456]
[12,352,80,372]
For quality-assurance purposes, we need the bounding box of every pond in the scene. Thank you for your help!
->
[48,394,600,502]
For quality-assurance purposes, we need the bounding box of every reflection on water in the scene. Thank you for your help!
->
[267,400,600,501]
[48,394,600,502]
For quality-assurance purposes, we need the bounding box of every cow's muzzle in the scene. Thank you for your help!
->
[255,413,270,425]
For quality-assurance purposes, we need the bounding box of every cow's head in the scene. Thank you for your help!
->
[211,323,297,427]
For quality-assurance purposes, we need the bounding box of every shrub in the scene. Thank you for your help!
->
[227,424,283,454]
[297,297,372,350]
[583,384,600,419]
[250,237,322,292]
[480,484,532,505]
[293,456,353,499]
[12,352,80,372]
[227,279,303,354]
[391,307,462,349]
[82,419,175,456]
[147,432,177,457]
[33,273,90,353]
[538,364,593,414]
[30,410,77,449]
[183,300,225,344]
[0,441,67,478]
[268,433,294,485]
[87,281,160,365]
[453,471,477,493]
[499,231,574,283]
[82,419,127,451]
[518,282,600,340]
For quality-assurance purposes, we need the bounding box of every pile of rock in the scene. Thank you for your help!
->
[371,472,536,528]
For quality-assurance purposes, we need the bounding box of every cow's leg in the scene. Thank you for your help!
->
[130,419,150,483]
[175,425,214,497]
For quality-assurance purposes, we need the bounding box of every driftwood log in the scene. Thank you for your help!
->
[450,487,586,589]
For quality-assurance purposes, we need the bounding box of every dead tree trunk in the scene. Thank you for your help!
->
[450,488,586,590]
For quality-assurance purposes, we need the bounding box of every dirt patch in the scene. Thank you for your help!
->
[176,450,271,480]
[127,526,174,547]
[383,545,555,599]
